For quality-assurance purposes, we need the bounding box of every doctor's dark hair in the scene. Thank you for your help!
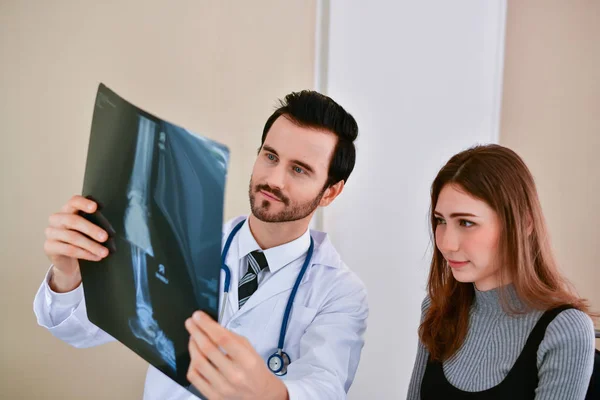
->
[420,144,594,362]
[260,90,358,188]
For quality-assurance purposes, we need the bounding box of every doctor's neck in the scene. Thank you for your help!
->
[248,214,311,250]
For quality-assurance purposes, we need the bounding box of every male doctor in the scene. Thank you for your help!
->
[34,90,368,399]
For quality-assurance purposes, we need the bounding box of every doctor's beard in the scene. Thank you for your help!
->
[248,180,325,223]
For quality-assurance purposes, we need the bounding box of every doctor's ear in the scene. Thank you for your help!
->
[319,180,344,207]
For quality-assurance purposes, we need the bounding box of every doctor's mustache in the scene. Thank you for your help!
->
[254,184,290,206]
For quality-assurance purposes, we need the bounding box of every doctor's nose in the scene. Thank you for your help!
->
[266,165,287,190]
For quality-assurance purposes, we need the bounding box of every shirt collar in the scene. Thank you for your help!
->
[237,219,311,274]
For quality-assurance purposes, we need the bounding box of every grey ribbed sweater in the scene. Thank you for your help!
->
[407,285,595,399]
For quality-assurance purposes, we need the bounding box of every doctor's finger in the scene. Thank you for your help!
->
[44,240,102,262]
[186,367,219,400]
[61,195,97,214]
[48,213,108,243]
[45,227,109,258]
[186,318,236,375]
[188,339,232,395]
[193,312,249,361]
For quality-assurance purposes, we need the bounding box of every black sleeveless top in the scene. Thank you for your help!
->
[420,306,573,399]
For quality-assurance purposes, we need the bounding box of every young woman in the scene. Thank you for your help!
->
[407,144,596,399]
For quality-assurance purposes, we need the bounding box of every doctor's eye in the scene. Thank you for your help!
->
[265,153,277,162]
[460,219,475,228]
[435,217,446,225]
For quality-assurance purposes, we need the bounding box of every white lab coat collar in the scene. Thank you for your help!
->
[306,229,342,269]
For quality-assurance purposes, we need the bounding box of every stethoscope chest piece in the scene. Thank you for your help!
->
[268,349,291,376]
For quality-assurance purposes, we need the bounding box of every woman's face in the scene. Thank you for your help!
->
[434,184,503,291]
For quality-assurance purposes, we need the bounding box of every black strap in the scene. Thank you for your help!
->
[521,304,575,356]
[585,349,599,400]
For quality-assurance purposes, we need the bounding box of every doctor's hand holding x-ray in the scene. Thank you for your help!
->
[185,311,288,400]
[35,91,368,400]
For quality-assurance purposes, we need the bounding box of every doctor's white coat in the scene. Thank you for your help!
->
[34,216,369,400]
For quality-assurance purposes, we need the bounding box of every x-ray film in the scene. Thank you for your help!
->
[79,83,229,394]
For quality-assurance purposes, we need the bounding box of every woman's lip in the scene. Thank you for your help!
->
[448,260,469,268]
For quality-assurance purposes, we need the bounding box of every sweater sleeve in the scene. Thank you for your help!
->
[535,308,595,400]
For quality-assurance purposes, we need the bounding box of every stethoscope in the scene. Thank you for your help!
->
[219,219,314,376]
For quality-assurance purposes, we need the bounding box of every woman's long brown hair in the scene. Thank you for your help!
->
[419,144,594,362]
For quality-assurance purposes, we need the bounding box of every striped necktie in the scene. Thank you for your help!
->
[238,250,269,308]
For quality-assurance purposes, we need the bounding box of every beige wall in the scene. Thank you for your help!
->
[500,0,599,346]
[0,1,315,398]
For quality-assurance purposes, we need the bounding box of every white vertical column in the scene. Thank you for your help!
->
[321,1,507,398]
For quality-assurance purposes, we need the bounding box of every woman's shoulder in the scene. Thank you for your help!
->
[535,307,596,393]
[541,307,595,353]
[546,307,594,336]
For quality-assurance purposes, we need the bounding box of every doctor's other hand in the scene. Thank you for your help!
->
[185,312,289,400]
[43,195,109,293]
